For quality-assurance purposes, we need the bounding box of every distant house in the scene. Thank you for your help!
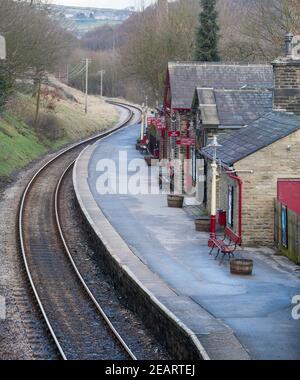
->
[75,12,87,19]
[201,39,300,248]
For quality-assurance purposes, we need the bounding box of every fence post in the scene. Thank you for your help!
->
[296,214,300,264]
[274,200,278,245]
[288,210,296,262]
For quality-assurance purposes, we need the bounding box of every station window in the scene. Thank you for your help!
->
[228,186,234,228]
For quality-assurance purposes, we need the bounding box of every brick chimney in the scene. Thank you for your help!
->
[273,33,300,114]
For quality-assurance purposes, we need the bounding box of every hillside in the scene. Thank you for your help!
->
[50,4,134,37]
[0,79,118,183]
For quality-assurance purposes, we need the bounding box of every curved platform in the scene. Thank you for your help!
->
[73,126,251,360]
[73,107,300,360]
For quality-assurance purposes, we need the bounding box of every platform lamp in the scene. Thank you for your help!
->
[207,135,222,247]
[140,102,145,141]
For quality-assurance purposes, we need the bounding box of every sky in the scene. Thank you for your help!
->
[52,0,152,9]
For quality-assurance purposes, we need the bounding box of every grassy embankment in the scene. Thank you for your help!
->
[0,78,118,183]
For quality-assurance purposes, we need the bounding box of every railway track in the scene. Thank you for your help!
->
[18,101,141,360]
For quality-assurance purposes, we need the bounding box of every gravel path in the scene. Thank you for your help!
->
[0,156,61,360]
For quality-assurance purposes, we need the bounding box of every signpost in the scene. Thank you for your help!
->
[176,138,195,147]
[0,35,6,60]
[147,117,156,126]
[156,123,166,131]
[168,131,180,138]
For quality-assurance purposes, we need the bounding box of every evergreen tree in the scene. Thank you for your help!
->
[195,0,220,61]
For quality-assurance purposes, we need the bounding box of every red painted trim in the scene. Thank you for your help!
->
[163,70,171,110]
[208,215,217,247]
[173,108,192,112]
[227,172,243,245]
[162,129,165,160]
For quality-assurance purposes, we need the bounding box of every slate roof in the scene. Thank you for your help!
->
[195,88,219,125]
[193,88,273,127]
[201,111,300,166]
[168,62,274,110]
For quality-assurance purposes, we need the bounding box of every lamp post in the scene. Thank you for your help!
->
[140,102,145,141]
[207,135,221,246]
[145,97,148,135]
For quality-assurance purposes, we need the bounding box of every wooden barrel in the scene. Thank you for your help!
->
[195,217,211,232]
[167,195,184,208]
[230,259,253,275]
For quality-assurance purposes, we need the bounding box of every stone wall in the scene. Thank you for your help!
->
[235,129,300,246]
[206,129,300,246]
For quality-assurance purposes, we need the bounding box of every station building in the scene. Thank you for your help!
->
[201,38,300,248]
[156,61,273,196]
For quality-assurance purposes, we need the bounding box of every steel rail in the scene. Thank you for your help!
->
[55,162,137,360]
[18,101,140,360]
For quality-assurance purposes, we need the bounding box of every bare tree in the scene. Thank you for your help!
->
[220,0,300,62]
[0,0,76,122]
[120,0,200,101]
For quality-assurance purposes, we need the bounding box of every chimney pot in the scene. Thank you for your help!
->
[285,32,294,57]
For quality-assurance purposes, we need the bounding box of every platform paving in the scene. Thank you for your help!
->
[77,122,300,360]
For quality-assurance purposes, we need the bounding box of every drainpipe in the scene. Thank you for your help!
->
[227,172,243,245]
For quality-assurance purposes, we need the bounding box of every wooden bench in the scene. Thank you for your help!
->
[209,227,241,260]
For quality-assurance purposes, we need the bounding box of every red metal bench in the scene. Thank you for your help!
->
[209,227,241,260]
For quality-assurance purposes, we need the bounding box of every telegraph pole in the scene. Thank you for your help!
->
[66,64,69,85]
[98,70,105,97]
[83,58,91,114]
[0,35,6,60]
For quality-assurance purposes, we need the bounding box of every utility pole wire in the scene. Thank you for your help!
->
[68,63,85,79]
[68,65,85,80]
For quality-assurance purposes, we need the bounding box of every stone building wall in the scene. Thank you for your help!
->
[235,129,300,246]
[206,129,300,246]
